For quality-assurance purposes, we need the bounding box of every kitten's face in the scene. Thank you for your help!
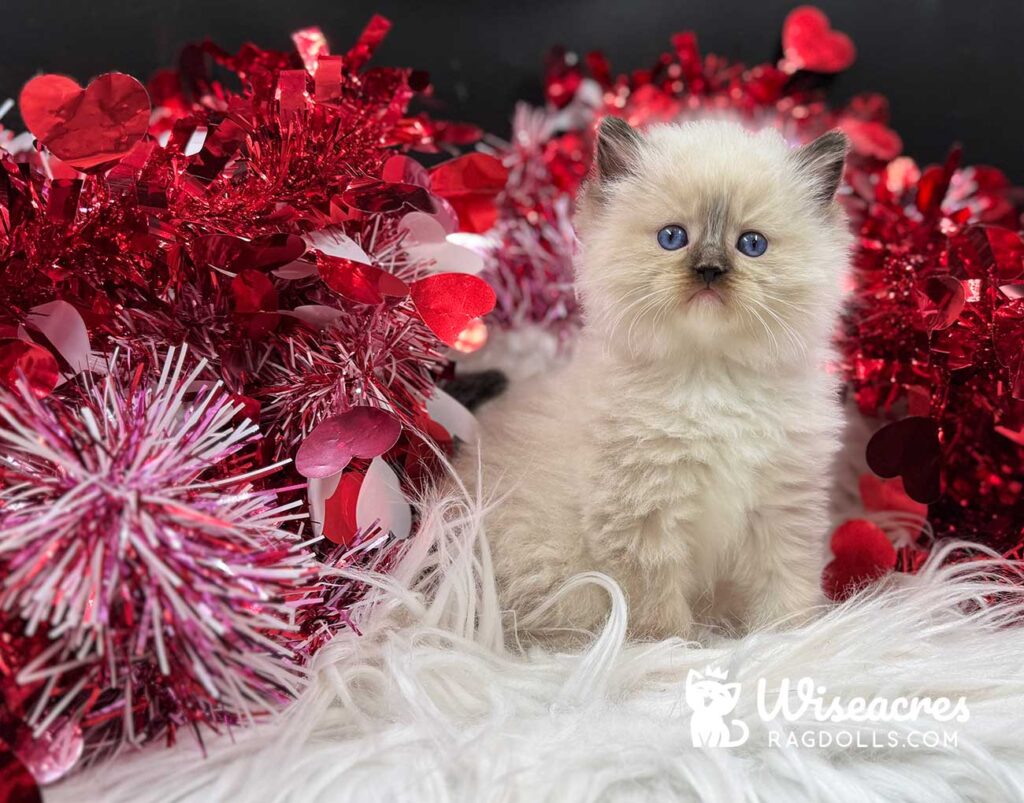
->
[576,120,852,365]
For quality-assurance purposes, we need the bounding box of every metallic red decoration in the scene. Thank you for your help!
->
[410,273,497,348]
[781,6,856,74]
[18,73,150,171]
[0,745,41,803]
[429,153,510,233]
[0,16,485,775]
[295,407,403,479]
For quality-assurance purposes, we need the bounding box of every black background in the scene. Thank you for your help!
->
[3,0,1024,181]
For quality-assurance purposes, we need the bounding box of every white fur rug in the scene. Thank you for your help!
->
[49,486,1024,803]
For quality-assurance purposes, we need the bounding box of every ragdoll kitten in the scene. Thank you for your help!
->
[461,118,851,643]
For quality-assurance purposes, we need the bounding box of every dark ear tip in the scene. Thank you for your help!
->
[820,129,850,154]
[598,115,633,134]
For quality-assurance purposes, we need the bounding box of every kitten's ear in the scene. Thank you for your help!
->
[793,130,848,207]
[686,668,703,685]
[594,116,642,182]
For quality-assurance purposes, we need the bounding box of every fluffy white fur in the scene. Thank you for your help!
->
[50,486,1024,803]
[459,120,853,642]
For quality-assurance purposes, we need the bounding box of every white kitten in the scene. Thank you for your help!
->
[461,119,852,644]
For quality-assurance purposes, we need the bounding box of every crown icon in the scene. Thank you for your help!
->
[702,665,729,681]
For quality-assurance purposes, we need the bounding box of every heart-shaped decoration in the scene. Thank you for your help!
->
[400,212,485,275]
[356,456,412,540]
[951,225,1024,281]
[318,254,409,305]
[838,118,902,161]
[341,179,435,215]
[428,153,510,233]
[858,474,928,520]
[231,270,281,338]
[194,233,307,273]
[866,417,942,504]
[0,339,60,399]
[410,273,496,348]
[322,471,365,546]
[993,300,1024,399]
[781,6,856,74]
[19,73,151,171]
[914,275,965,331]
[295,407,402,479]
[822,519,897,601]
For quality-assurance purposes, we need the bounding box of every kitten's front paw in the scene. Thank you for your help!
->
[747,577,825,631]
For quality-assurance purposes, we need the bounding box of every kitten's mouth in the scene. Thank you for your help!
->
[687,287,724,306]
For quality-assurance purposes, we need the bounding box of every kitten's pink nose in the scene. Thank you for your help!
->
[695,265,727,285]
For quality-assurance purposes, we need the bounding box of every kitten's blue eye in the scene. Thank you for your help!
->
[657,225,688,250]
[737,231,768,257]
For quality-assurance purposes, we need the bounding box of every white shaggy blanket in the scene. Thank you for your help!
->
[50,486,1024,803]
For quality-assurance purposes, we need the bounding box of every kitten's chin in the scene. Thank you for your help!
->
[686,287,725,308]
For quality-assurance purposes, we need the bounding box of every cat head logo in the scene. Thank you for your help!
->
[685,666,749,748]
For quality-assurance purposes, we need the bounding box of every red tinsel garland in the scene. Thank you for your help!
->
[0,16,499,787]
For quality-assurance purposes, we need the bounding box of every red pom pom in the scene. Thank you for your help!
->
[823,520,898,601]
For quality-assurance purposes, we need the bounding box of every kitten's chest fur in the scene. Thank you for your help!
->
[576,348,825,575]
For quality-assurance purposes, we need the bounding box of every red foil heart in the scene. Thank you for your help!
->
[0,340,60,399]
[19,73,151,172]
[823,519,897,601]
[194,233,307,273]
[914,275,965,331]
[429,153,510,233]
[318,254,410,305]
[322,471,365,546]
[951,225,1024,281]
[858,474,928,520]
[231,270,281,338]
[410,273,496,348]
[839,119,902,161]
[781,6,856,74]
[340,179,435,215]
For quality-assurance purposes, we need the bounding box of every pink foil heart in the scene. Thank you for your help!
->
[839,118,902,161]
[19,73,151,171]
[295,407,402,478]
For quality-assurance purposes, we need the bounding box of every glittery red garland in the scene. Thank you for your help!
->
[0,17,498,786]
